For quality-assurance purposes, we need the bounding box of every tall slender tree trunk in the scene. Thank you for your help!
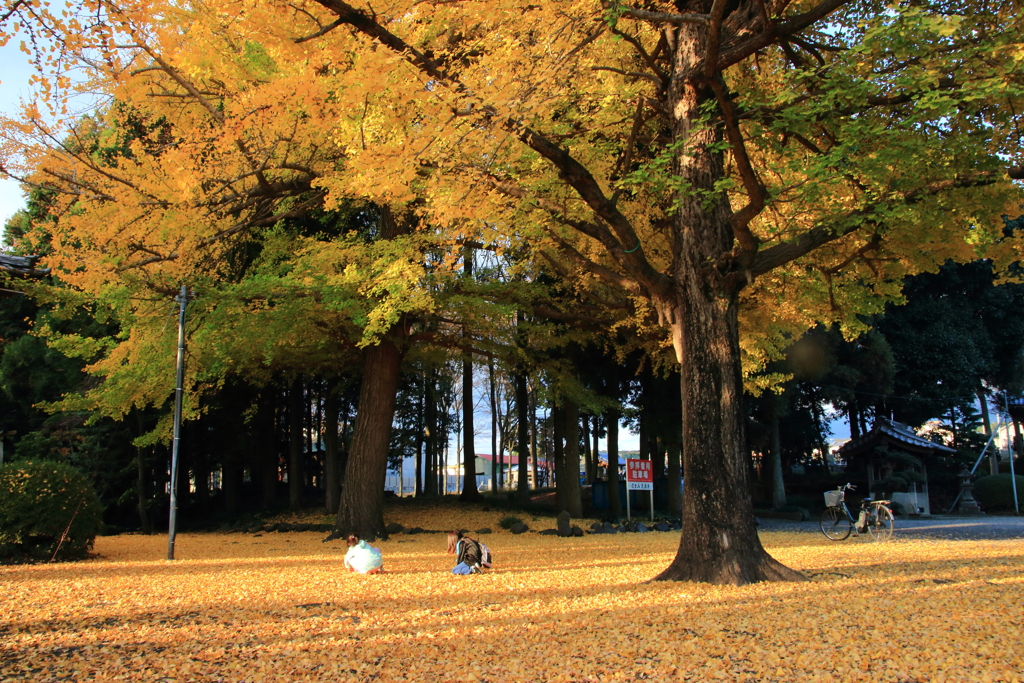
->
[415,368,424,495]
[134,412,153,534]
[333,337,406,540]
[654,30,802,583]
[424,365,438,497]
[460,249,481,500]
[582,415,594,483]
[258,388,278,508]
[769,393,787,509]
[324,382,341,514]
[978,387,997,475]
[562,398,583,517]
[666,427,683,517]
[530,382,540,489]
[288,376,304,511]
[515,368,531,504]
[488,357,498,490]
[606,407,622,519]
[553,405,566,510]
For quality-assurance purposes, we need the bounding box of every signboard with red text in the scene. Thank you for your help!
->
[625,458,654,491]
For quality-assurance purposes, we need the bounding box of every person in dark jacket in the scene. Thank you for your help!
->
[446,530,481,575]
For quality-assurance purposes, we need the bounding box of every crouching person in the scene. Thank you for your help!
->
[344,534,383,574]
[447,530,491,575]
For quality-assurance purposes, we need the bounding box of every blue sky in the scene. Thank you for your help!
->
[0,32,36,228]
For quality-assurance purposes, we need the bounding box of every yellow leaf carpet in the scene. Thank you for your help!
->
[2,506,1022,682]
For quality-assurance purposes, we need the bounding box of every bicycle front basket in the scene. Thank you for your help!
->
[824,490,842,507]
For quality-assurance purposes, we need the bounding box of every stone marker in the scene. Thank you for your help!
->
[556,510,572,537]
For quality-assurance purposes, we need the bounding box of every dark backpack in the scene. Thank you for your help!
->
[478,541,492,568]
[459,537,492,569]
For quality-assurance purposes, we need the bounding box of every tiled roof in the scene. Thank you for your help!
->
[0,253,50,278]
[838,417,957,457]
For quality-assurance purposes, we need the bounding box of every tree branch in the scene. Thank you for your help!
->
[717,0,852,70]
[751,170,1017,275]
[309,0,674,297]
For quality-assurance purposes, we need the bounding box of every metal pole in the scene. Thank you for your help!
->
[626,484,631,523]
[167,285,188,560]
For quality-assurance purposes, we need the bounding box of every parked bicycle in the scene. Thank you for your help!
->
[820,483,895,541]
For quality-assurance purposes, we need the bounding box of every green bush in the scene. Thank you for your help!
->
[498,515,522,530]
[973,474,1024,513]
[0,460,103,564]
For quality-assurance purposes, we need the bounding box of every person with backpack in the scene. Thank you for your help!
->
[344,534,384,574]
[446,530,491,575]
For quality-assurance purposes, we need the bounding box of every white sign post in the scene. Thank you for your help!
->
[625,458,654,523]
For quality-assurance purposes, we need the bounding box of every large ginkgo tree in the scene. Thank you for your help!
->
[3,0,1023,584]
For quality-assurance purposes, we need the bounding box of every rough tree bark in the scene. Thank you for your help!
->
[331,206,413,540]
[653,20,803,583]
[332,337,405,539]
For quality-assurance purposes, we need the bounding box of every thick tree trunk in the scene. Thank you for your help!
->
[655,23,803,584]
[288,376,304,511]
[562,398,583,517]
[606,407,622,519]
[324,383,341,514]
[333,338,405,540]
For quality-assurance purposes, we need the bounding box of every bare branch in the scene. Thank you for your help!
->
[706,78,763,250]
[294,17,345,43]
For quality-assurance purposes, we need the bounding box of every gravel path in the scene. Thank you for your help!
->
[757,515,1024,540]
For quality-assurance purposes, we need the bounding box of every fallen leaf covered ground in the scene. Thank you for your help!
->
[2,504,1022,682]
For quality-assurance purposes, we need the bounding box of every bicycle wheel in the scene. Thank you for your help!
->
[819,507,852,541]
[868,506,894,541]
